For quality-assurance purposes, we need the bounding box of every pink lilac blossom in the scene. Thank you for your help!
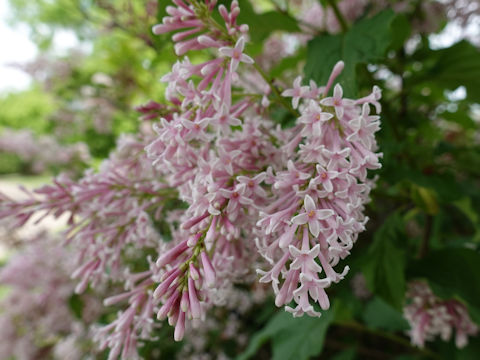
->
[145,0,382,339]
[298,0,368,34]
[0,231,101,360]
[256,64,381,319]
[404,281,478,348]
[0,128,90,174]
[350,273,372,300]
[1,134,172,359]
[0,0,383,358]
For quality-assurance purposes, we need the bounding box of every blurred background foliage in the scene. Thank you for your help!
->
[1,0,480,359]
[1,0,174,173]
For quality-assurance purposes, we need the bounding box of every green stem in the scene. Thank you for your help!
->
[252,62,300,118]
[419,214,433,258]
[325,0,349,32]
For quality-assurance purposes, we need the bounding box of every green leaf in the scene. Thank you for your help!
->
[363,297,409,331]
[410,41,480,103]
[304,9,398,97]
[454,197,479,227]
[330,348,356,360]
[434,333,480,360]
[68,293,84,320]
[363,213,406,309]
[270,47,307,78]
[410,184,439,215]
[156,0,167,21]
[408,248,480,310]
[237,1,300,46]
[238,309,334,360]
[454,197,480,243]
[389,14,411,51]
[402,168,464,203]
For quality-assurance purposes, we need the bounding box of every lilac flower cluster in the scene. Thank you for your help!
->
[145,0,381,339]
[0,1,383,358]
[404,281,478,348]
[0,231,101,360]
[0,128,90,174]
[256,73,381,317]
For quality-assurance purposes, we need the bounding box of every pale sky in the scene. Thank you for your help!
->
[0,1,36,92]
[0,1,80,93]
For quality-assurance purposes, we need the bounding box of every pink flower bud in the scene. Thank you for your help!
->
[153,268,181,299]
[188,277,201,319]
[157,290,180,320]
[189,263,200,281]
[187,233,202,247]
[200,252,216,288]
[156,240,188,268]
[323,60,344,96]
[174,310,186,341]
[180,290,189,312]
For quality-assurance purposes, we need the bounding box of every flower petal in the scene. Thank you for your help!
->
[240,54,254,64]
[334,83,343,99]
[292,213,309,225]
[316,209,334,220]
[308,219,321,237]
[304,194,316,212]
[219,47,233,57]
[235,36,245,52]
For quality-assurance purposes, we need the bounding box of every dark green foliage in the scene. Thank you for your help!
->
[410,41,480,103]
[68,293,84,320]
[305,10,404,97]
[363,213,407,309]
[238,308,334,360]
[408,249,480,310]
[363,297,409,331]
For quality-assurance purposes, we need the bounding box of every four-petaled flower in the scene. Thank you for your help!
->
[207,104,242,134]
[289,243,323,273]
[282,76,309,109]
[313,164,339,193]
[219,36,254,73]
[219,183,254,220]
[237,173,267,197]
[346,103,381,149]
[291,195,334,237]
[320,84,354,120]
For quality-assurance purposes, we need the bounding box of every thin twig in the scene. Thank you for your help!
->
[268,0,320,34]
[252,62,300,118]
[325,0,349,32]
[419,214,433,258]
[334,321,441,359]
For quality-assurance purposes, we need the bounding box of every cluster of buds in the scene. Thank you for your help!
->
[404,281,478,348]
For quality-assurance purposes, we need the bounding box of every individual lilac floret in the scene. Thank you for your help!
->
[282,76,309,109]
[320,83,354,120]
[219,36,254,73]
[291,195,334,237]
